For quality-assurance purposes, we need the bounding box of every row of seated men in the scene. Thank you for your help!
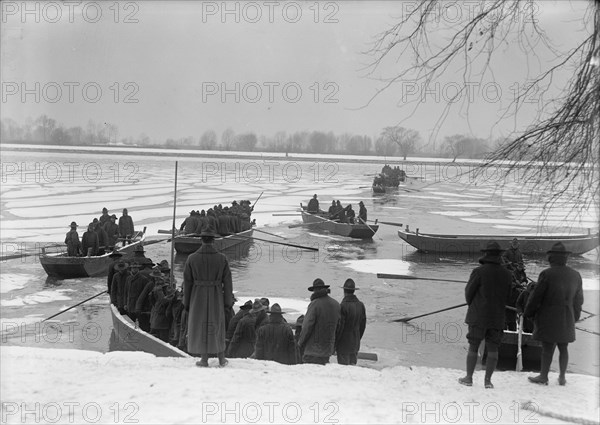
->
[179,201,254,236]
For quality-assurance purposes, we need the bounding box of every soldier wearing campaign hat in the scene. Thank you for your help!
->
[297,278,340,365]
[525,242,584,386]
[335,279,366,366]
[459,241,513,389]
[254,303,297,365]
[65,221,82,257]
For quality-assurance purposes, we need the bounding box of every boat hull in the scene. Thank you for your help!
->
[173,229,254,254]
[398,229,599,255]
[40,234,146,279]
[110,304,190,358]
[301,211,379,239]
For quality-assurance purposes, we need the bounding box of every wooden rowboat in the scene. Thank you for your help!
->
[398,227,599,255]
[300,206,379,239]
[110,304,378,362]
[40,229,147,279]
[110,304,190,358]
[172,228,254,255]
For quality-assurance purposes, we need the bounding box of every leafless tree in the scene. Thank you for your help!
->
[381,126,421,160]
[364,0,599,214]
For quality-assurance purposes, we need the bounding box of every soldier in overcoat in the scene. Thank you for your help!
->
[183,230,233,367]
[525,242,584,386]
[335,279,366,365]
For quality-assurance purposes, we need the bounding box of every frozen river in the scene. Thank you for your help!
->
[1,148,598,375]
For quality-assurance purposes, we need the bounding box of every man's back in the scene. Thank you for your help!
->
[299,294,340,357]
[465,262,512,329]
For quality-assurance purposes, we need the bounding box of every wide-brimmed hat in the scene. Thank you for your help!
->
[110,214,117,220]
[341,278,359,290]
[69,221,78,227]
[480,241,504,253]
[260,297,270,308]
[359,201,364,206]
[308,278,330,291]
[250,299,265,313]
[268,303,286,315]
[150,268,164,278]
[547,242,571,255]
[239,300,253,310]
[157,259,170,272]
[133,245,145,253]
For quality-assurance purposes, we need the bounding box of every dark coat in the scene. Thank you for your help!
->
[336,294,366,355]
[254,315,297,365]
[307,198,320,213]
[103,221,119,246]
[503,247,524,267]
[110,269,129,309]
[183,243,233,354]
[81,231,99,256]
[149,286,172,330]
[182,216,198,234]
[227,313,257,358]
[65,230,81,256]
[124,272,149,313]
[226,308,248,344]
[118,215,135,237]
[298,289,340,358]
[167,297,185,346]
[464,257,512,329]
[524,264,584,343]
[358,206,367,222]
[135,280,155,313]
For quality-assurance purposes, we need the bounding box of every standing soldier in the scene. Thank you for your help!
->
[307,194,320,213]
[180,210,199,234]
[98,207,111,226]
[298,278,340,365]
[81,223,99,257]
[358,201,367,224]
[459,241,512,389]
[110,260,129,313]
[65,221,82,257]
[123,262,149,327]
[104,214,120,248]
[118,208,135,243]
[254,303,297,365]
[335,279,367,365]
[228,300,263,359]
[183,229,234,367]
[106,250,124,294]
[525,242,584,386]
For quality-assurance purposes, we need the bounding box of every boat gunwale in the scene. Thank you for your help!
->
[39,232,147,260]
[398,229,599,241]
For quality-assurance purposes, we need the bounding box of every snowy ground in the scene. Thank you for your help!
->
[2,346,599,424]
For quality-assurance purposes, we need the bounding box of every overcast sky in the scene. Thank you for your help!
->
[1,0,592,143]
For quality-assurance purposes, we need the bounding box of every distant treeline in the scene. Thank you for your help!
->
[1,115,506,160]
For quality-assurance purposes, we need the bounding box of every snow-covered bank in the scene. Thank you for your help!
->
[2,347,598,424]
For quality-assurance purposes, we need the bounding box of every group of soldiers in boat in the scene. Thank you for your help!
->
[107,242,367,366]
[307,194,368,225]
[179,200,254,236]
[64,207,135,257]
[373,164,407,188]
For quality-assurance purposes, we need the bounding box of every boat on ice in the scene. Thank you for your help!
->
[171,228,254,255]
[398,227,600,255]
[40,228,147,279]
[300,205,379,239]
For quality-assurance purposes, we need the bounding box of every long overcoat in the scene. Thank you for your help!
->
[524,264,583,343]
[227,313,257,358]
[118,215,135,237]
[464,257,512,329]
[335,294,367,355]
[298,290,340,358]
[183,244,233,354]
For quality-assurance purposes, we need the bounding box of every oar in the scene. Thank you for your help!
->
[251,191,264,211]
[272,213,302,216]
[143,238,171,246]
[516,315,524,372]
[253,228,286,239]
[576,326,600,336]
[373,220,404,227]
[391,303,467,322]
[42,290,108,322]
[377,273,464,284]
[229,234,318,252]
